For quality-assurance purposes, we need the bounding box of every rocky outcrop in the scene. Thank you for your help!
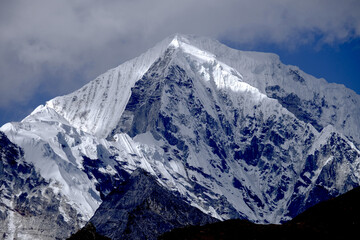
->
[89,169,217,240]
[0,132,83,240]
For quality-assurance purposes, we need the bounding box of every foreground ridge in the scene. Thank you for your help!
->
[86,169,217,240]
[160,186,360,240]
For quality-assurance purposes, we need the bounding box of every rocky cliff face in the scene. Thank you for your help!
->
[89,169,217,240]
[105,37,360,222]
[0,132,83,240]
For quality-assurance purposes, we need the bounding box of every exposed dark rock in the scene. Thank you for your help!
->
[106,48,360,223]
[289,68,305,83]
[82,153,130,200]
[0,132,83,239]
[89,169,217,240]
[265,86,324,132]
[286,132,360,219]
[108,48,176,139]
[67,222,110,240]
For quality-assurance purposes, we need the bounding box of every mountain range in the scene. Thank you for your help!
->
[1,34,360,239]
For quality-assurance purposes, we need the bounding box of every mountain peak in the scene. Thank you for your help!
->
[168,34,182,48]
[169,35,180,48]
[2,34,360,240]
[37,33,360,147]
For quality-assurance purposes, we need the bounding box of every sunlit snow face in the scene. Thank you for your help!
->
[172,38,265,104]
[1,34,360,233]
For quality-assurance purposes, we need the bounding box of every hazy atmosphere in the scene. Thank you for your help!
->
[1,0,360,125]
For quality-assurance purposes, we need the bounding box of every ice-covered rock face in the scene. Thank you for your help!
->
[106,39,360,222]
[1,34,360,238]
[45,34,360,146]
[0,132,84,239]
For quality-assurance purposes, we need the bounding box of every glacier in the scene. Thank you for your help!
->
[1,34,360,238]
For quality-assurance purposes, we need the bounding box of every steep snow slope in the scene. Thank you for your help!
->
[0,132,83,239]
[1,102,226,223]
[1,34,360,235]
[106,37,360,222]
[1,106,174,221]
[171,35,360,146]
[46,36,175,138]
[45,34,360,146]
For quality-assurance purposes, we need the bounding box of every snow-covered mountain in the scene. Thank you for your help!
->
[0,132,84,239]
[1,34,360,238]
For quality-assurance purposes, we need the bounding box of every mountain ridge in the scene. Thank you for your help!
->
[87,168,217,240]
[42,34,360,145]
[0,131,84,239]
[1,34,360,239]
[160,185,360,240]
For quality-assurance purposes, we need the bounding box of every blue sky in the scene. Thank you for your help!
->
[0,0,360,126]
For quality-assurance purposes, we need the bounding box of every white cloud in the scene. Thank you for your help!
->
[0,0,359,109]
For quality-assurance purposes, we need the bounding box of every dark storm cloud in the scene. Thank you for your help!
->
[0,0,359,109]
